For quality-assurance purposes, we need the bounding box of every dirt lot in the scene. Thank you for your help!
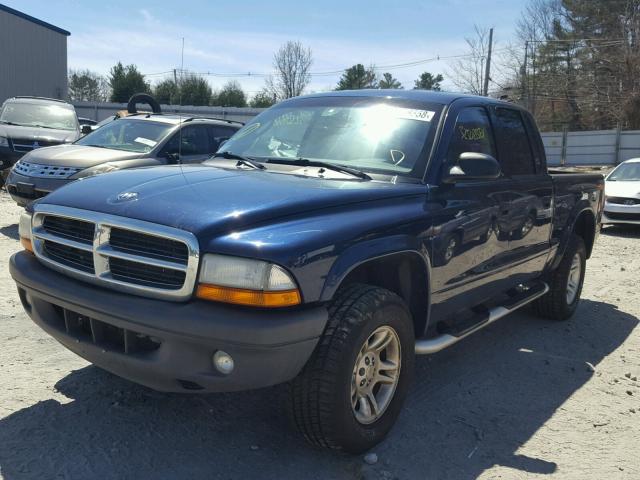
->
[0,189,638,480]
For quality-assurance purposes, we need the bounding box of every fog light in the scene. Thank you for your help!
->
[213,350,234,374]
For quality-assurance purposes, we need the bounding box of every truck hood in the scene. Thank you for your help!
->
[40,164,426,236]
[20,144,143,168]
[0,124,78,143]
[605,180,640,199]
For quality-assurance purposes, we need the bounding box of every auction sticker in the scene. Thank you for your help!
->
[134,137,157,147]
[392,108,436,122]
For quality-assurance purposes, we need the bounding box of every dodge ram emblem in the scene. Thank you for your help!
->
[116,192,138,202]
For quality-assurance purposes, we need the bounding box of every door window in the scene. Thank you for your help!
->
[447,107,496,165]
[493,108,535,175]
[164,126,211,156]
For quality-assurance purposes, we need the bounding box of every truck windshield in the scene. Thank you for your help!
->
[608,162,640,181]
[75,119,173,153]
[0,102,78,131]
[219,97,441,176]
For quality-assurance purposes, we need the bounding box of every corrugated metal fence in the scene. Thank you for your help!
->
[541,129,640,166]
[72,101,264,124]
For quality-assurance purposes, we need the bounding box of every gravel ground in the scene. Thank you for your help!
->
[0,189,638,480]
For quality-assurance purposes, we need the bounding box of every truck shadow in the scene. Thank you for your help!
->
[0,299,636,480]
[601,225,640,238]
[0,223,18,241]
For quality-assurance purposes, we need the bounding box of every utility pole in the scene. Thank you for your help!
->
[523,40,529,109]
[173,68,177,84]
[483,27,494,97]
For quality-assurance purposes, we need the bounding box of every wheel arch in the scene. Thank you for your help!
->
[322,250,432,338]
[572,208,597,258]
[551,207,597,271]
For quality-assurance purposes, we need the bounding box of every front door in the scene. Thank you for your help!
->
[429,105,515,319]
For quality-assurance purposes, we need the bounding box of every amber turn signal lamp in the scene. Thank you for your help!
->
[20,237,34,254]
[196,284,301,308]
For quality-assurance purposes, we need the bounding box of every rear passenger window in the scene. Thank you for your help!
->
[447,107,496,165]
[493,108,535,175]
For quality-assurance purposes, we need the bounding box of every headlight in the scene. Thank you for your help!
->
[196,254,301,307]
[18,211,33,253]
[69,163,120,180]
[0,136,9,147]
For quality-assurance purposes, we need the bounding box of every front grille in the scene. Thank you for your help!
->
[109,228,189,264]
[606,196,640,205]
[109,257,186,289]
[13,160,81,178]
[12,139,60,153]
[43,240,94,273]
[604,211,640,221]
[48,306,161,355]
[43,216,94,244]
[31,206,199,300]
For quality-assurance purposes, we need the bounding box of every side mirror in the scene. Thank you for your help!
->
[443,152,501,183]
[81,125,93,135]
[164,152,180,164]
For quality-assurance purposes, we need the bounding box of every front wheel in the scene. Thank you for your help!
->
[533,233,586,320]
[289,284,415,453]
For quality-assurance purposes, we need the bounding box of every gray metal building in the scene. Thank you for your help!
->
[0,4,70,103]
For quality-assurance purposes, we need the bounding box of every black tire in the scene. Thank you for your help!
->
[533,233,586,321]
[289,284,415,453]
[127,93,161,114]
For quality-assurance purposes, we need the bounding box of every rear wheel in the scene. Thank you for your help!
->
[289,284,414,453]
[533,233,586,320]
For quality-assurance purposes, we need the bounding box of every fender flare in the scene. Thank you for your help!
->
[551,206,596,270]
[319,236,433,335]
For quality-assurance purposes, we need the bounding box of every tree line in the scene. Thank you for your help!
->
[446,0,640,131]
[511,0,640,130]
[68,40,445,108]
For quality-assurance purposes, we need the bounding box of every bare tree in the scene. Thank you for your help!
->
[268,41,313,100]
[449,26,491,95]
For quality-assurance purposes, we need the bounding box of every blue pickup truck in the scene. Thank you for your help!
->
[10,90,603,453]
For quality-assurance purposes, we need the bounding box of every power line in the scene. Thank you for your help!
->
[142,49,510,80]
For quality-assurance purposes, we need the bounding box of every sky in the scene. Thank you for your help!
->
[5,0,528,97]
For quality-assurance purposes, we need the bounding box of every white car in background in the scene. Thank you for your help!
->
[603,158,640,225]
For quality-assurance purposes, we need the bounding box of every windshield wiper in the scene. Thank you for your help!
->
[268,157,371,180]
[212,151,266,170]
[0,120,24,126]
[31,124,61,130]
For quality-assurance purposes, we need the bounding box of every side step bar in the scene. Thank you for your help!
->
[415,282,549,355]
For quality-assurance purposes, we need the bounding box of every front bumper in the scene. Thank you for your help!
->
[10,251,327,392]
[602,202,640,224]
[5,169,72,206]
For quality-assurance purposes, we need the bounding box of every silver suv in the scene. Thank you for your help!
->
[6,114,242,206]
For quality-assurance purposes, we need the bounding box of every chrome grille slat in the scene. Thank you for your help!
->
[33,229,94,252]
[31,205,199,301]
[96,245,187,271]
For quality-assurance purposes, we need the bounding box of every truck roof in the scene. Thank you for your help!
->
[294,89,513,107]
